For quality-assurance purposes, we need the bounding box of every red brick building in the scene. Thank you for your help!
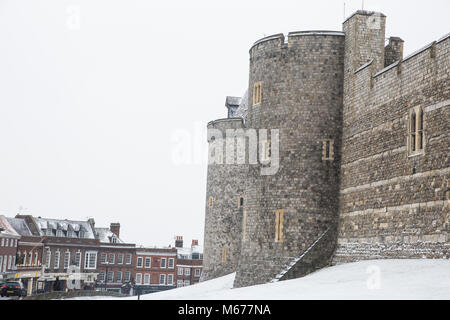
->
[133,246,177,294]
[175,237,203,287]
[0,216,20,281]
[96,223,135,294]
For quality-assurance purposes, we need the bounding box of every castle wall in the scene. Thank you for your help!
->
[335,18,450,264]
[201,118,248,280]
[233,32,345,288]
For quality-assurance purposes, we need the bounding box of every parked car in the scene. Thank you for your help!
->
[0,282,27,297]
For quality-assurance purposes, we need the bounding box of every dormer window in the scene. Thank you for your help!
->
[56,230,63,237]
[46,229,53,236]
[79,231,85,238]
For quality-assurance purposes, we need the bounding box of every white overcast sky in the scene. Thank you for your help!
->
[0,0,449,247]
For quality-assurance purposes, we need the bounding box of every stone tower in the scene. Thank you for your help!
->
[233,31,346,287]
[201,117,248,281]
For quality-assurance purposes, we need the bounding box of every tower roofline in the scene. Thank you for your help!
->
[343,10,386,24]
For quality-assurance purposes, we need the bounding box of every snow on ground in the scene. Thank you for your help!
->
[68,260,450,300]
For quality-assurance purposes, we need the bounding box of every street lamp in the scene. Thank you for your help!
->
[104,261,109,292]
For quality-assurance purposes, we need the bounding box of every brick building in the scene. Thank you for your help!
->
[133,246,177,294]
[7,216,43,295]
[175,237,203,287]
[0,215,20,281]
[96,223,135,294]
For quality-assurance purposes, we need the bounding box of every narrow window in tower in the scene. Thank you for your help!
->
[409,107,424,156]
[260,140,271,162]
[410,110,416,153]
[253,82,262,106]
[238,196,244,207]
[417,108,424,151]
[221,248,228,263]
[274,210,285,243]
[322,140,334,161]
[209,196,214,209]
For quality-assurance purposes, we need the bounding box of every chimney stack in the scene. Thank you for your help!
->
[175,236,183,248]
[191,239,199,247]
[110,223,120,238]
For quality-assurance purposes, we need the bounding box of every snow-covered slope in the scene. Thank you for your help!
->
[70,260,450,300]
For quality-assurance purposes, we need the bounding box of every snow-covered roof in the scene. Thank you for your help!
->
[5,217,32,237]
[0,215,21,238]
[34,217,95,239]
[95,227,124,244]
[234,90,248,120]
[176,244,203,259]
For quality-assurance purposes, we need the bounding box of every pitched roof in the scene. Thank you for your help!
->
[0,215,21,238]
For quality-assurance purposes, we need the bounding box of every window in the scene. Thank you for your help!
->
[34,252,39,266]
[209,196,214,209]
[116,272,122,283]
[168,258,174,269]
[98,272,105,282]
[46,229,53,236]
[1,239,3,246]
[135,273,142,284]
[75,251,81,268]
[5,239,8,247]
[7,256,12,270]
[79,231,85,239]
[322,139,334,161]
[167,274,174,285]
[159,274,166,285]
[126,254,132,265]
[100,253,107,264]
[222,248,227,263]
[144,274,150,285]
[64,251,70,269]
[260,140,271,162]
[124,272,131,282]
[275,210,285,243]
[117,254,124,264]
[253,81,262,106]
[185,268,190,276]
[145,257,151,268]
[184,280,190,286]
[23,251,27,266]
[107,271,114,282]
[160,258,166,268]
[54,251,60,269]
[238,196,244,208]
[45,250,51,269]
[56,230,63,237]
[137,257,143,268]
[178,267,184,276]
[177,280,183,288]
[195,269,201,277]
[67,231,75,238]
[108,253,115,264]
[409,107,424,155]
[84,251,97,269]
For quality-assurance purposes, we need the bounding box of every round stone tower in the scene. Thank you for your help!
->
[201,118,248,281]
[233,31,346,287]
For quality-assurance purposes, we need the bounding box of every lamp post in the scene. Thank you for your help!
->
[104,261,109,292]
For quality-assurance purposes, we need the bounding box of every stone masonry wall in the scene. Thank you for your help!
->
[335,12,450,264]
